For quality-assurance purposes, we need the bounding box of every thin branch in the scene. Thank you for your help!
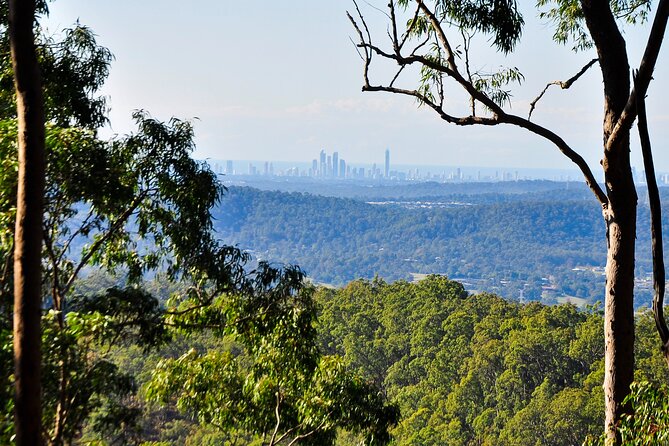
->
[58,205,97,264]
[500,113,607,205]
[61,190,148,296]
[364,83,498,125]
[635,71,669,363]
[528,58,598,120]
[398,4,422,51]
[460,29,476,115]
[389,0,399,54]
[416,0,456,69]
[42,229,63,311]
[607,0,669,152]
[286,416,330,446]
[348,4,372,87]
[269,390,282,446]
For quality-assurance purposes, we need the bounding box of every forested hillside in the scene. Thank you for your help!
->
[315,276,669,445]
[213,185,669,306]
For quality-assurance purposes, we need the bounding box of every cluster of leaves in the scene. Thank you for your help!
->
[147,273,398,445]
[398,0,524,53]
[536,0,652,51]
[315,275,669,445]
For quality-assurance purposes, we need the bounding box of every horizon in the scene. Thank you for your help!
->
[44,1,669,172]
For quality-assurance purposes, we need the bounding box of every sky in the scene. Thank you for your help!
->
[43,1,669,173]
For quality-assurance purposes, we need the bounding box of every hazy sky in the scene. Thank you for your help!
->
[44,1,669,173]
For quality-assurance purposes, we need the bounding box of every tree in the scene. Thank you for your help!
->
[7,0,46,444]
[0,7,398,444]
[347,0,669,440]
[147,271,399,446]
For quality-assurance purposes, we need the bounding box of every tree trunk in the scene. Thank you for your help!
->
[602,180,636,439]
[580,1,635,442]
[9,0,45,445]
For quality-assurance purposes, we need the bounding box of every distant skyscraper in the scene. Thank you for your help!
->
[319,149,326,177]
[385,149,390,178]
[339,159,346,178]
[226,160,233,175]
[327,155,332,177]
[333,151,339,178]
[312,159,318,177]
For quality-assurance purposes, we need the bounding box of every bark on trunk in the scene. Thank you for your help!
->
[602,183,636,439]
[9,0,45,445]
[580,1,635,442]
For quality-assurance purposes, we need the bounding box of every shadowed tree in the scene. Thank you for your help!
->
[7,0,45,444]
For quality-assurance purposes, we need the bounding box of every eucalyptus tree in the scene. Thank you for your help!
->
[348,0,668,439]
[6,0,46,444]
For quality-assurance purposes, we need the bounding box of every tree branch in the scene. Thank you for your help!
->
[269,390,282,446]
[528,58,598,120]
[607,0,669,151]
[61,190,149,296]
[286,416,330,446]
[349,0,608,207]
[635,72,669,365]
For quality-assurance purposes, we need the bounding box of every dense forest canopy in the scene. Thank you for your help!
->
[213,184,669,307]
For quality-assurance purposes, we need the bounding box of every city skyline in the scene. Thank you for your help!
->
[208,150,613,183]
[44,1,669,172]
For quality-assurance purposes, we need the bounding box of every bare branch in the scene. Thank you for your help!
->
[349,0,607,206]
[500,114,607,205]
[269,391,282,446]
[364,83,498,126]
[607,0,669,152]
[459,29,476,115]
[347,3,373,87]
[389,0,400,54]
[528,58,598,120]
[635,71,669,364]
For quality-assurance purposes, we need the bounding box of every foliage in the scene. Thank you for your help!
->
[0,11,398,445]
[536,0,651,51]
[213,184,668,307]
[147,276,398,446]
[584,381,669,445]
[316,275,669,445]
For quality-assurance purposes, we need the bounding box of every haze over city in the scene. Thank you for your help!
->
[45,0,669,172]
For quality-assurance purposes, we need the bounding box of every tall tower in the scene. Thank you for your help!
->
[319,149,326,177]
[333,151,339,178]
[385,148,390,178]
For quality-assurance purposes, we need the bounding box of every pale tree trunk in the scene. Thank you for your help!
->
[9,0,45,445]
[580,1,636,441]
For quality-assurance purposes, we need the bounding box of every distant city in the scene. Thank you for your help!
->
[206,149,669,184]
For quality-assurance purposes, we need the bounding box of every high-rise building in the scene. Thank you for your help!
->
[226,160,233,175]
[385,149,390,178]
[333,151,339,178]
[319,149,326,177]
[327,155,332,177]
[312,159,318,177]
[339,159,346,178]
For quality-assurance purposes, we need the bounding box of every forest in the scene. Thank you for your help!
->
[214,185,669,307]
[4,0,669,445]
